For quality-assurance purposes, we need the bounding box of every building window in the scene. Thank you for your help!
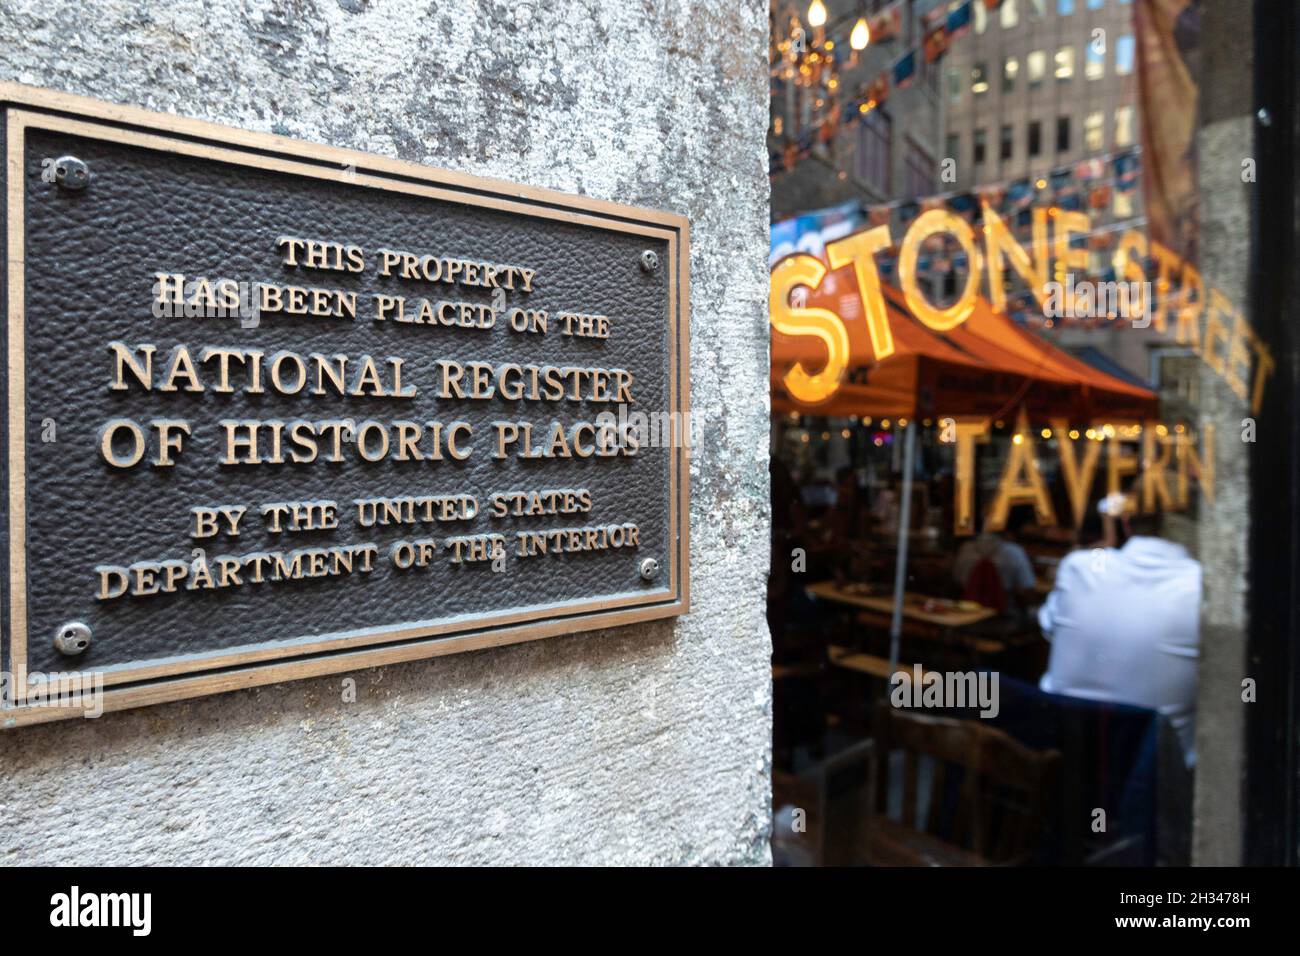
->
[856,109,891,192]
[905,141,935,196]
[974,128,987,164]
[972,62,990,95]
[1115,105,1135,146]
[1058,0,1075,13]
[1116,34,1136,75]
[974,1,987,33]
[946,133,961,166]
[1055,46,1075,81]
[1085,110,1105,151]
[1028,120,1043,157]
[947,66,962,103]
[1000,124,1014,162]
[1086,44,1105,80]
[1088,0,1105,8]
[1115,187,1133,217]
[1028,50,1046,89]
[1001,0,1019,29]
[1003,57,1019,92]
[1030,0,1047,17]
[1056,115,1071,152]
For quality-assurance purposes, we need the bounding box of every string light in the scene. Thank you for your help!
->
[807,0,827,28]
[850,17,870,51]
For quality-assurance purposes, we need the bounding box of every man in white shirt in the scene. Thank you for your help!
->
[1038,511,1202,764]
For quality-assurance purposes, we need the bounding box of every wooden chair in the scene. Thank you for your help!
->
[772,738,875,866]
[865,703,1060,866]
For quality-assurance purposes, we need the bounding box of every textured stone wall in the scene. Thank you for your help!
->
[1191,0,1253,866]
[0,0,772,865]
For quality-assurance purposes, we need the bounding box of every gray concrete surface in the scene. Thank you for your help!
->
[1190,0,1253,867]
[0,0,773,865]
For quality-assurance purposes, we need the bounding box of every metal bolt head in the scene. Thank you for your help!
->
[639,557,660,580]
[54,621,91,656]
[53,156,90,191]
[640,249,660,273]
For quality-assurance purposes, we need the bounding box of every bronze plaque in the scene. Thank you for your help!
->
[1,85,689,725]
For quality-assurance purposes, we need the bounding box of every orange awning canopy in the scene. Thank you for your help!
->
[771,277,1157,422]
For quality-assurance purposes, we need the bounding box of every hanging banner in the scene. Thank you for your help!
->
[1134,0,1200,260]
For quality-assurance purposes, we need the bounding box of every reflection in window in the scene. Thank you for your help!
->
[1116,35,1136,75]
[974,128,987,164]
[1115,105,1135,146]
[1028,50,1046,88]
[1001,0,1019,29]
[1085,111,1105,151]
[905,141,935,197]
[855,109,891,193]
[1000,124,1015,162]
[1055,46,1075,81]
[974,0,987,33]
[972,63,990,95]
[1004,57,1019,92]
[1115,187,1133,217]
[1028,120,1042,157]
[1058,0,1075,13]
[1086,44,1105,80]
[1056,115,1071,152]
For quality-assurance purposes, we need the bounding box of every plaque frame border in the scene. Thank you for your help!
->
[0,84,690,726]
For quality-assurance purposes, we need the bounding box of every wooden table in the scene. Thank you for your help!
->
[806,581,997,628]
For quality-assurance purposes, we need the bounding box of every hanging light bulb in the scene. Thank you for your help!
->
[850,17,871,51]
[808,0,827,28]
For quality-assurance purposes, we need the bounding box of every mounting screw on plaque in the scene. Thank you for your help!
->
[639,249,659,273]
[52,156,90,191]
[53,621,92,656]
[639,557,660,581]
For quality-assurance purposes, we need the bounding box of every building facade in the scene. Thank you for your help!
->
[943,0,1152,383]
[770,0,947,220]
[943,0,1139,188]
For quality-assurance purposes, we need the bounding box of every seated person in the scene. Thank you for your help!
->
[1038,506,1202,765]
[952,505,1038,618]
[871,476,900,535]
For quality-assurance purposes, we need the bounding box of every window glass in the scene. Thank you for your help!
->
[1116,35,1136,75]
[1085,110,1105,151]
[1086,44,1105,80]
[1004,57,1019,92]
[1115,105,1134,146]
[1055,46,1074,82]
[855,109,891,192]
[1028,50,1046,88]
